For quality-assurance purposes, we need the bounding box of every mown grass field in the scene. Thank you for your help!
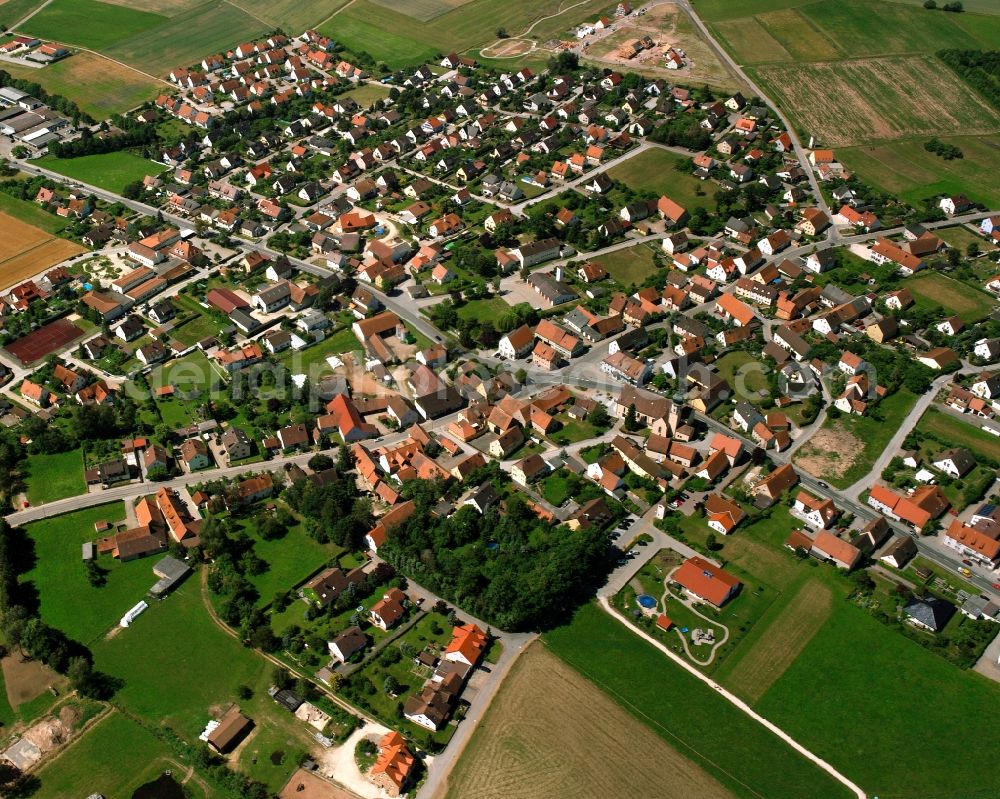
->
[593,243,660,288]
[750,56,1000,147]
[445,642,741,799]
[93,579,263,738]
[838,136,1000,209]
[21,0,167,50]
[0,0,49,27]
[917,407,1000,462]
[756,598,1000,799]
[0,192,68,234]
[608,147,712,209]
[18,502,166,646]
[0,51,163,119]
[544,603,853,799]
[906,271,995,323]
[23,447,84,505]
[31,710,197,799]
[36,152,164,193]
[104,0,268,76]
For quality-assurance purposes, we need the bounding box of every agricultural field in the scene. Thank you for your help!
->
[320,0,611,69]
[906,271,995,323]
[103,0,269,77]
[545,603,854,799]
[593,243,661,288]
[36,152,165,194]
[717,578,834,703]
[0,210,84,292]
[711,16,791,65]
[17,502,170,646]
[368,0,473,23]
[750,56,1000,147]
[795,389,918,488]
[0,192,68,234]
[22,447,85,505]
[838,136,1000,209]
[0,0,50,28]
[756,599,1000,799]
[916,407,1000,462]
[609,147,712,204]
[0,52,163,119]
[444,642,741,799]
[20,0,168,51]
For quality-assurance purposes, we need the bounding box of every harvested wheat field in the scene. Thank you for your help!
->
[794,426,862,482]
[441,643,738,799]
[722,580,833,704]
[0,212,50,262]
[0,239,84,291]
[753,55,1000,146]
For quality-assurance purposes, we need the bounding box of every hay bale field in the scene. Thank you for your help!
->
[442,643,739,799]
[752,55,1000,147]
[722,580,833,703]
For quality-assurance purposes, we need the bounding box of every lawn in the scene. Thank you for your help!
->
[31,710,195,799]
[93,578,264,739]
[234,510,342,604]
[838,135,1000,209]
[23,447,85,504]
[343,82,391,108]
[22,0,167,50]
[906,271,995,324]
[715,350,769,401]
[36,152,165,194]
[937,224,996,253]
[149,350,222,394]
[544,603,853,799]
[446,642,743,799]
[795,389,918,488]
[167,312,223,346]
[916,407,1000,462]
[277,326,360,376]
[0,51,163,120]
[18,502,167,646]
[540,471,572,506]
[608,148,713,211]
[455,296,513,324]
[104,0,269,76]
[756,598,1000,799]
[593,243,661,288]
[0,192,68,234]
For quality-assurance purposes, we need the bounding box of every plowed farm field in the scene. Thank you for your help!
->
[442,643,738,799]
[0,213,83,291]
[752,55,1000,146]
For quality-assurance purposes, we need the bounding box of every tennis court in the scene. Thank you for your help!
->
[5,318,84,365]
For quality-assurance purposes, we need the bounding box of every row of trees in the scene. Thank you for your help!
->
[938,49,1000,110]
[0,70,91,123]
[48,125,158,159]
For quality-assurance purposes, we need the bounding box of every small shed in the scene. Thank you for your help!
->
[656,614,673,631]
[207,706,254,754]
[82,541,95,561]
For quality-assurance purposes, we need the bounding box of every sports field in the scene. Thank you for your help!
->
[756,599,1000,798]
[4,317,85,364]
[906,271,995,323]
[0,51,163,119]
[751,56,1000,147]
[445,642,740,799]
[545,603,854,799]
[838,135,1000,209]
[21,0,167,50]
[37,152,164,194]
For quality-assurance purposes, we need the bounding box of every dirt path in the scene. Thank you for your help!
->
[598,596,868,799]
[661,566,730,666]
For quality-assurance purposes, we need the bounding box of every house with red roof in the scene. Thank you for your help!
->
[673,556,741,607]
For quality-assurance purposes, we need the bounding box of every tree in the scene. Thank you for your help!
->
[308,453,334,472]
[587,402,611,429]
[237,684,253,700]
[623,403,639,432]
[383,675,399,694]
[923,0,936,7]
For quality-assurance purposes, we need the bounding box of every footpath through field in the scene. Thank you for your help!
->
[596,596,868,799]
